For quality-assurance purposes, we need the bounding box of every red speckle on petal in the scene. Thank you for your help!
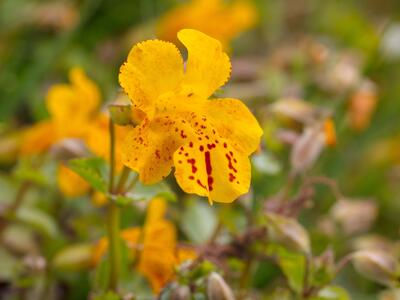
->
[180,130,187,138]
[187,158,197,173]
[197,179,206,190]
[223,143,227,148]
[189,142,193,148]
[229,173,236,182]
[155,150,160,159]
[199,145,204,152]
[188,176,195,180]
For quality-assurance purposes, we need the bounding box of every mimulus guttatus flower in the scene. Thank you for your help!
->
[91,198,196,293]
[20,68,128,196]
[119,29,263,203]
[157,0,257,49]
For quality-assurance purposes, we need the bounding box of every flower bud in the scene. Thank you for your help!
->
[265,212,311,254]
[352,250,398,286]
[109,104,134,125]
[331,198,377,235]
[207,272,235,300]
[290,125,325,174]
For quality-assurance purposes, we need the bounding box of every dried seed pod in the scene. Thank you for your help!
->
[352,250,398,286]
[207,272,235,300]
[290,125,325,174]
[265,212,311,254]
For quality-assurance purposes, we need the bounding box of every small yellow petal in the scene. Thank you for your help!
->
[91,191,108,207]
[178,29,231,98]
[119,40,184,117]
[173,115,251,203]
[204,98,263,155]
[122,115,195,184]
[46,67,100,138]
[20,121,57,155]
[57,163,90,197]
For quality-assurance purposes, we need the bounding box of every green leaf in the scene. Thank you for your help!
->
[311,285,351,300]
[128,181,176,202]
[52,244,93,271]
[93,255,110,292]
[267,245,306,294]
[68,157,108,193]
[181,199,217,243]
[13,157,48,186]
[16,207,58,238]
[92,291,121,300]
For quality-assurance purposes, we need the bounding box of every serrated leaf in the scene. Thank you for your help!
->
[16,207,58,238]
[68,157,108,193]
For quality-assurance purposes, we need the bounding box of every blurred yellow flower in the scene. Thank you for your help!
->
[119,29,263,203]
[20,67,100,155]
[57,163,90,197]
[157,0,257,49]
[91,197,196,293]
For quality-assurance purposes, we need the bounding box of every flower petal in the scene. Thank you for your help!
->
[57,163,90,197]
[46,68,100,138]
[20,121,57,155]
[119,40,184,117]
[122,115,195,184]
[173,116,251,203]
[178,29,231,98]
[205,98,263,154]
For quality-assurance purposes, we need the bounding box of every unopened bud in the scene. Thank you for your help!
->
[352,250,398,286]
[207,272,235,300]
[290,125,325,174]
[109,104,134,125]
[170,285,191,300]
[265,212,311,253]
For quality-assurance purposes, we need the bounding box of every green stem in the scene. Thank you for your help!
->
[107,201,121,291]
[0,181,31,236]
[107,119,120,292]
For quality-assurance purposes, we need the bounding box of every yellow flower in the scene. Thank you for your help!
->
[57,163,90,197]
[20,67,101,155]
[119,29,263,203]
[157,0,257,49]
[91,197,196,293]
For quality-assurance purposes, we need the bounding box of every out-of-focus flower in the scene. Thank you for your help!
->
[91,191,109,207]
[323,118,337,147]
[157,0,256,49]
[92,198,196,293]
[318,53,361,92]
[348,80,378,131]
[57,163,90,198]
[20,68,100,155]
[119,29,263,203]
[32,1,78,31]
[330,198,378,235]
